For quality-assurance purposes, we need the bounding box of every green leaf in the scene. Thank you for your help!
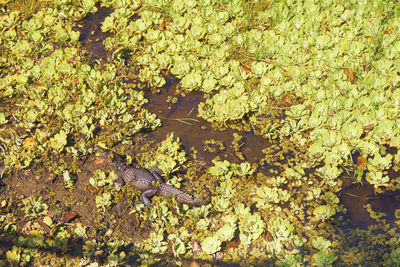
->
[313,205,336,220]
[268,218,294,241]
[0,113,8,125]
[216,224,236,242]
[101,16,115,32]
[50,130,67,152]
[63,170,77,188]
[312,250,336,267]
[201,236,221,254]
[81,0,96,12]
[43,216,53,226]
[181,72,203,90]
[251,61,268,75]
[312,236,332,251]
[238,212,264,245]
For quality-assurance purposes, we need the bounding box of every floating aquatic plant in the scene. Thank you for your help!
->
[2,0,400,265]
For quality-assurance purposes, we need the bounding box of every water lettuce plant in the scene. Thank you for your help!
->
[2,0,400,266]
[99,0,400,199]
[147,132,187,177]
[0,6,160,172]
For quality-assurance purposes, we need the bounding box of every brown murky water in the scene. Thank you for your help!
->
[77,7,111,59]
[341,178,400,228]
[143,78,268,165]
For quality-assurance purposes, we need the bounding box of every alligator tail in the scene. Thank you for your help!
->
[159,183,207,206]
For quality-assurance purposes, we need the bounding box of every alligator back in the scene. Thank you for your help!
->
[123,168,158,191]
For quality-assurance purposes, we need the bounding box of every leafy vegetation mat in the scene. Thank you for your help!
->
[1,0,400,266]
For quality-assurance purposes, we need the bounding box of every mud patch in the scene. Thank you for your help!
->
[0,154,146,244]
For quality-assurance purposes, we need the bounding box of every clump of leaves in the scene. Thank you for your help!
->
[236,203,264,245]
[0,6,160,173]
[203,139,225,153]
[95,192,112,212]
[23,196,48,216]
[253,186,290,211]
[147,132,186,177]
[63,170,77,189]
[208,159,255,179]
[142,227,168,254]
[89,170,118,187]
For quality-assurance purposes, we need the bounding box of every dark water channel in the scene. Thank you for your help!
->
[79,6,400,238]
[143,79,267,165]
[341,178,400,228]
[77,7,111,59]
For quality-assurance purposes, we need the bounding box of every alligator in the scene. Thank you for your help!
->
[97,146,207,206]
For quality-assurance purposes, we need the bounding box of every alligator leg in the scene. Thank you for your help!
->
[141,188,158,206]
[114,176,125,186]
[150,167,164,182]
